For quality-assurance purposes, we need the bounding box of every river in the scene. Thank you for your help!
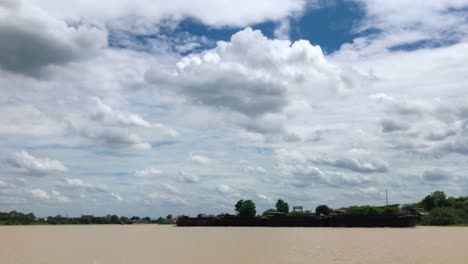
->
[0,225,466,264]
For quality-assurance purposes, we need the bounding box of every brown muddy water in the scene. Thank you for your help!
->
[0,225,466,264]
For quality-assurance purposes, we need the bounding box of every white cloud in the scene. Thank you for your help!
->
[280,164,370,188]
[67,120,152,150]
[190,154,214,165]
[217,184,233,194]
[247,166,267,174]
[274,18,291,40]
[6,150,68,175]
[90,97,152,128]
[135,168,162,177]
[179,170,200,183]
[30,188,50,200]
[52,190,71,203]
[89,97,178,137]
[60,178,107,193]
[313,156,389,174]
[147,28,365,134]
[111,192,123,201]
[0,1,107,76]
[258,194,274,203]
[28,0,306,28]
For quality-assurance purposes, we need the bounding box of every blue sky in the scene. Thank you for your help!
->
[109,0,364,54]
[1,0,468,217]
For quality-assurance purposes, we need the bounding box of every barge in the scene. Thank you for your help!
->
[176,213,420,227]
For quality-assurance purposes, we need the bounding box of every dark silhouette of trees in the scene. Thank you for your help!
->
[275,199,289,214]
[235,199,256,217]
[315,205,332,215]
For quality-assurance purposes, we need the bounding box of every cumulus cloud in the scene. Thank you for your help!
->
[361,1,468,44]
[65,97,179,150]
[258,194,274,203]
[30,188,50,200]
[319,157,389,174]
[59,178,107,193]
[190,154,214,165]
[111,192,123,201]
[89,97,178,137]
[246,166,267,174]
[52,190,71,203]
[147,28,364,133]
[28,0,305,29]
[135,168,162,177]
[276,148,388,174]
[0,1,107,76]
[6,150,68,175]
[281,164,370,188]
[75,127,152,150]
[178,170,200,183]
[217,184,231,193]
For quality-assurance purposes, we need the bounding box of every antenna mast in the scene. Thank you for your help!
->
[386,189,389,206]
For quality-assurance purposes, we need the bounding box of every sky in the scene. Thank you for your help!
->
[1,0,468,217]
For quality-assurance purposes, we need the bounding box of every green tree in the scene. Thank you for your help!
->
[235,200,244,213]
[421,191,447,210]
[235,200,256,217]
[166,214,173,220]
[110,215,120,224]
[275,199,289,214]
[315,205,332,215]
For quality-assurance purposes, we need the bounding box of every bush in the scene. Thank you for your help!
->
[421,207,466,226]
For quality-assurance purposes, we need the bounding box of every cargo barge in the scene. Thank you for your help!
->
[176,213,420,227]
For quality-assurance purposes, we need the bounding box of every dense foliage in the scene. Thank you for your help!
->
[0,211,36,225]
[275,199,289,214]
[315,205,332,215]
[420,207,467,225]
[0,211,167,225]
[341,205,400,215]
[235,199,257,217]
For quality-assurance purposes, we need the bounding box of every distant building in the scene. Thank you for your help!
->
[293,206,303,212]
[81,214,93,219]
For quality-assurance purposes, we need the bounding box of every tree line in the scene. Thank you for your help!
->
[1,190,467,225]
[234,191,468,226]
[0,212,175,225]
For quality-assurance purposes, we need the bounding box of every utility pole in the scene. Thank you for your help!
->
[386,189,389,207]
